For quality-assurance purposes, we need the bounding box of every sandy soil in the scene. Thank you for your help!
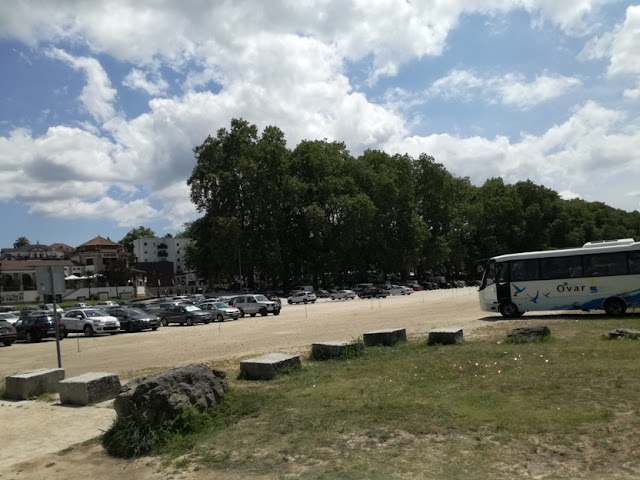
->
[0,288,490,479]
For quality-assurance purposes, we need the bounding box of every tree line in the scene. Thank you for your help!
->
[184,118,640,289]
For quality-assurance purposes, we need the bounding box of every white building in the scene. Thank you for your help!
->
[133,237,190,275]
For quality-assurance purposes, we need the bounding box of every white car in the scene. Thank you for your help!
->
[330,289,356,300]
[62,308,121,337]
[94,300,120,308]
[387,285,413,295]
[287,291,317,304]
[0,312,19,324]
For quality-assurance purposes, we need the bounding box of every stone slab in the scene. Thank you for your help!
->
[240,353,301,380]
[5,368,65,400]
[428,328,463,346]
[363,328,406,347]
[311,340,359,360]
[57,372,121,405]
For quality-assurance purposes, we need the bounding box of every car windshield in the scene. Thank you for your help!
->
[184,305,201,312]
[125,309,146,318]
[255,295,268,302]
[214,302,230,308]
[84,309,107,317]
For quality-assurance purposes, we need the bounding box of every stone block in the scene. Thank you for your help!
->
[428,328,463,346]
[311,340,361,360]
[363,328,406,347]
[240,353,301,380]
[5,368,65,400]
[57,372,121,405]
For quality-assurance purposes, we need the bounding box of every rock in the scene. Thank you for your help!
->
[608,328,640,339]
[114,363,227,426]
[507,326,550,343]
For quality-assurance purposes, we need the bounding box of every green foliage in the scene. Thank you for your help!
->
[187,118,640,287]
[13,236,30,248]
[119,226,156,253]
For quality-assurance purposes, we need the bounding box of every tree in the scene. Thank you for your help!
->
[119,226,156,253]
[13,237,30,249]
[100,259,133,298]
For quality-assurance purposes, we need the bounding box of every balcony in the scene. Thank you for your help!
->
[158,251,169,257]
[158,243,168,249]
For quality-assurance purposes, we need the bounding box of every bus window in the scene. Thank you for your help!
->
[480,261,496,288]
[629,251,640,274]
[585,252,627,277]
[510,259,539,281]
[497,262,509,283]
[540,255,583,280]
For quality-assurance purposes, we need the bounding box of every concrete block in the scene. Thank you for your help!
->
[57,372,121,405]
[311,340,361,360]
[363,328,407,347]
[5,368,65,400]
[428,328,463,346]
[240,353,301,380]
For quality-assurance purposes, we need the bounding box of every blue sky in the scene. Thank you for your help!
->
[1,1,639,249]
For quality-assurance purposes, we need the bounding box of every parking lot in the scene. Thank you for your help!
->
[1,288,486,478]
[0,288,483,380]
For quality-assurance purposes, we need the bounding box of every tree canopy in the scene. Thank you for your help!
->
[186,118,640,288]
[119,226,156,253]
[13,236,30,249]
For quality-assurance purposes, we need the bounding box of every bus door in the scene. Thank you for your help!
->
[496,261,511,304]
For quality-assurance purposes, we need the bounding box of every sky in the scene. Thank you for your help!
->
[1,0,639,249]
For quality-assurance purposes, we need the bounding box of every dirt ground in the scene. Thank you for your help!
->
[0,288,490,479]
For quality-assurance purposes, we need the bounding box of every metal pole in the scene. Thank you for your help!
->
[49,266,62,368]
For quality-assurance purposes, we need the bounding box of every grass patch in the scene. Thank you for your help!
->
[107,317,640,479]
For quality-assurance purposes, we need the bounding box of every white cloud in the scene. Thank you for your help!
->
[384,101,640,207]
[608,5,640,76]
[45,47,117,123]
[428,70,581,109]
[123,69,168,96]
[624,84,640,99]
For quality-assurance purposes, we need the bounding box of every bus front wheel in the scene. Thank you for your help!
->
[499,302,521,318]
[604,297,627,316]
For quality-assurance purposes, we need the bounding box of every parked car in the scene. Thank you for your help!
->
[94,300,120,309]
[287,291,317,304]
[351,283,374,293]
[233,294,281,317]
[315,289,330,298]
[358,287,389,299]
[159,304,212,326]
[71,302,90,308]
[62,308,121,337]
[197,302,241,322]
[106,307,160,332]
[14,312,66,343]
[0,312,19,324]
[330,289,357,300]
[39,303,65,313]
[387,285,413,295]
[19,305,42,318]
[0,305,19,314]
[0,319,17,346]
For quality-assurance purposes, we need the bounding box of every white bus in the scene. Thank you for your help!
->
[478,238,640,317]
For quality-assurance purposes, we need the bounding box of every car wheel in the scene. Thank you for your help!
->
[288,299,293,304]
[303,299,308,304]
[126,322,135,333]
[250,313,256,317]
[161,317,168,326]
[26,331,34,343]
[83,325,94,337]
[216,314,224,322]
[186,317,194,326]
[151,326,158,331]
[330,296,335,300]
[273,310,280,316]
[239,309,245,318]
[260,307,268,316]
[3,341,11,346]
[604,297,627,316]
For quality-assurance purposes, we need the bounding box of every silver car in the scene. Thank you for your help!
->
[197,302,241,321]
